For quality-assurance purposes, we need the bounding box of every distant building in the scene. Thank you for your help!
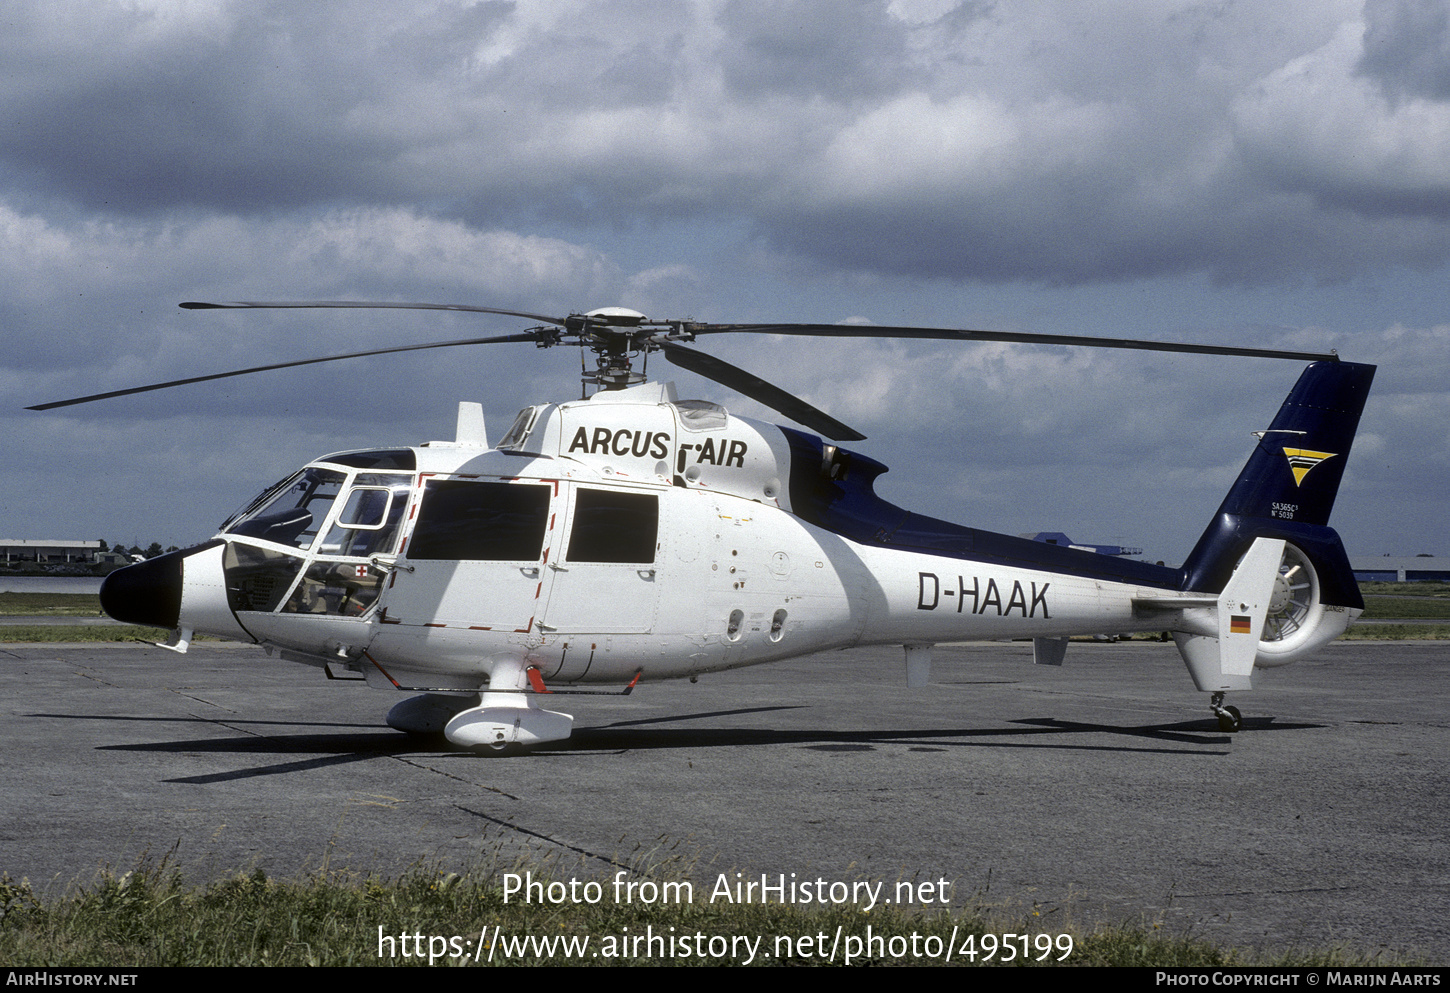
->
[1022,532,1144,557]
[1350,555,1450,582]
[0,539,102,563]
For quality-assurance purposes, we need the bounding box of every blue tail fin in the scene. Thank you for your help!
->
[1180,360,1375,612]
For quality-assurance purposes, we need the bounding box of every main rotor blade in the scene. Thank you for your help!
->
[181,300,569,326]
[683,323,1339,363]
[657,341,866,441]
[27,332,545,411]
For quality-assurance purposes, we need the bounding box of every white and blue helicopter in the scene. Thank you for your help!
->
[32,303,1375,753]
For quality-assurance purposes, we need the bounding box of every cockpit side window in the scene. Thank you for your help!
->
[338,488,391,529]
[319,473,414,558]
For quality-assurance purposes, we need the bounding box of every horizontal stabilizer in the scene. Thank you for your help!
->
[1132,592,1217,612]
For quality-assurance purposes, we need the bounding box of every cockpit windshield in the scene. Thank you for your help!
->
[221,466,416,617]
[225,467,345,549]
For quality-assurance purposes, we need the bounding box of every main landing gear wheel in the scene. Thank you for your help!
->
[1210,692,1242,733]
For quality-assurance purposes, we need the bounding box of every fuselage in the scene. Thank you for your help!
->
[113,380,1218,693]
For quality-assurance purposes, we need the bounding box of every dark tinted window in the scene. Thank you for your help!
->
[408,481,550,561]
[566,489,658,563]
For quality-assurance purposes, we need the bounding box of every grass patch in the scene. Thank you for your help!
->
[0,592,170,642]
[1360,581,1450,597]
[1341,624,1450,640]
[0,861,1428,968]
[1359,598,1450,620]
[0,593,103,616]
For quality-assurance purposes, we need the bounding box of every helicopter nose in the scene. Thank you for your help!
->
[100,547,189,628]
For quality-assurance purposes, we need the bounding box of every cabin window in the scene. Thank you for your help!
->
[566,489,658,563]
[407,481,550,561]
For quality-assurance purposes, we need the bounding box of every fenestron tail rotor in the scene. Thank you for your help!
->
[27,300,1340,442]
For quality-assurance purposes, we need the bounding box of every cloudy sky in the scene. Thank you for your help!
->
[4,0,1447,564]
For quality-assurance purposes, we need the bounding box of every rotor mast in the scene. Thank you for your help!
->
[575,307,673,391]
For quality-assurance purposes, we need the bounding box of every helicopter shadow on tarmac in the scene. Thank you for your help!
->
[549,711,1320,755]
[59,703,1324,784]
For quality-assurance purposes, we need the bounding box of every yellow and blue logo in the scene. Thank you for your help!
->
[1282,448,1336,487]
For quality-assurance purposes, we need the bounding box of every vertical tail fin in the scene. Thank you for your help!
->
[1196,360,1374,526]
[1177,360,1375,672]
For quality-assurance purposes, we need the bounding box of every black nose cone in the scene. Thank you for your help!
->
[100,548,188,628]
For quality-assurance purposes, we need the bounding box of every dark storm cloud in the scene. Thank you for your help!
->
[745,5,1450,284]
[1358,0,1450,100]
[4,1,1448,285]
[716,0,917,102]
[0,4,383,213]
[0,1,708,223]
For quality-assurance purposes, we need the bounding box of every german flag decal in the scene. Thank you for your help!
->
[1230,615,1253,635]
[1282,447,1337,486]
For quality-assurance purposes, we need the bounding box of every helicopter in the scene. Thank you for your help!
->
[30,302,1375,752]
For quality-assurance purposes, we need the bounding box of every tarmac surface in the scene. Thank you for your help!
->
[2,638,1445,958]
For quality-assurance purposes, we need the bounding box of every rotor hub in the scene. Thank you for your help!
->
[574,309,672,391]
[1268,571,1293,614]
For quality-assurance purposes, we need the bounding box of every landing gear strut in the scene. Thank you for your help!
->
[1209,692,1242,733]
